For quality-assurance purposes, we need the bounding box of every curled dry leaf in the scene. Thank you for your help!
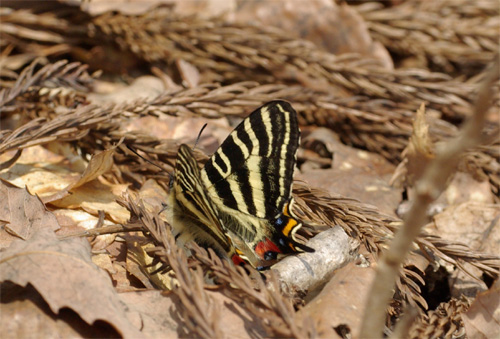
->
[45,146,130,223]
[42,146,117,202]
[69,147,116,190]
[391,103,435,188]
[0,228,143,338]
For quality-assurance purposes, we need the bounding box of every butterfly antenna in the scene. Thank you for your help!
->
[192,123,208,151]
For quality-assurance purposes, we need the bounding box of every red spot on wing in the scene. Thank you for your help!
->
[231,254,245,266]
[255,238,281,259]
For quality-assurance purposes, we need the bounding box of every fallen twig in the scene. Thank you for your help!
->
[360,58,499,337]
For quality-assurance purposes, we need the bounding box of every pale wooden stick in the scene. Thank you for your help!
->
[359,58,499,338]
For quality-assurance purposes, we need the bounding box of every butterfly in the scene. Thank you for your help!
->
[167,100,314,269]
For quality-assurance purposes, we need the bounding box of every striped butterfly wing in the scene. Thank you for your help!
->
[167,144,242,264]
[200,100,313,268]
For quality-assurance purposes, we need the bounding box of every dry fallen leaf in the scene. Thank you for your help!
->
[231,0,392,68]
[0,160,79,199]
[176,59,200,88]
[0,179,60,245]
[119,288,267,338]
[52,209,117,251]
[42,147,118,203]
[126,238,176,290]
[425,201,499,298]
[88,76,166,105]
[0,283,121,338]
[462,278,500,339]
[51,180,130,224]
[138,179,169,213]
[299,129,401,216]
[430,202,499,254]
[299,259,376,338]
[0,228,143,338]
[444,172,495,205]
[69,148,116,190]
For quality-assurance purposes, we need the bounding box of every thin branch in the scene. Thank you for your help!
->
[360,58,499,338]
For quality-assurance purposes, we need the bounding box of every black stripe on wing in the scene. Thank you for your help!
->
[174,144,233,253]
[202,100,299,219]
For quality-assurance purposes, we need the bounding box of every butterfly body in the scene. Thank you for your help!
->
[168,100,314,269]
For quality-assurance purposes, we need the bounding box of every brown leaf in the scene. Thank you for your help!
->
[0,154,79,201]
[138,179,169,213]
[0,283,121,338]
[126,239,174,290]
[299,259,376,338]
[0,179,59,244]
[0,228,143,338]
[298,130,401,216]
[462,279,500,339]
[51,180,130,224]
[444,172,495,205]
[81,0,176,16]
[176,59,200,88]
[119,289,267,338]
[88,76,165,105]
[40,147,116,203]
[430,202,500,254]
[231,0,392,68]
[426,201,499,298]
[52,209,116,251]
[69,147,116,190]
